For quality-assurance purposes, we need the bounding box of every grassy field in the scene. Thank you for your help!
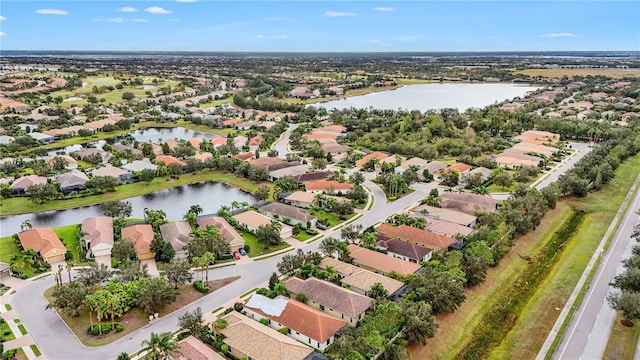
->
[409,153,640,360]
[603,316,640,360]
[516,68,640,78]
[0,236,21,264]
[239,230,290,258]
[274,85,402,105]
[1,171,269,216]
[395,78,439,84]
[488,154,640,359]
[199,97,233,108]
[310,210,354,228]
[53,225,81,263]
[43,276,238,346]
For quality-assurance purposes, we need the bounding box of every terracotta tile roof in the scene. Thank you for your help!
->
[259,202,317,223]
[177,335,225,360]
[356,151,388,167]
[154,155,187,167]
[9,175,47,190]
[197,216,244,247]
[187,137,203,149]
[347,244,422,275]
[317,125,346,133]
[375,237,432,262]
[159,221,191,253]
[81,216,114,249]
[245,295,346,343]
[284,277,372,318]
[233,152,255,161]
[220,312,314,360]
[440,192,499,214]
[250,157,285,167]
[436,162,472,176]
[249,135,265,146]
[292,171,333,183]
[319,258,404,295]
[424,218,475,238]
[322,142,349,154]
[91,164,129,179]
[411,205,477,226]
[121,224,154,255]
[305,180,354,192]
[211,137,228,146]
[18,228,66,260]
[233,210,276,229]
[376,223,456,250]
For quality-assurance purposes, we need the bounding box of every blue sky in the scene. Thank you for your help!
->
[0,1,638,52]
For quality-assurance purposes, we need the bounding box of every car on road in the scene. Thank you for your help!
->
[233,251,241,260]
[317,223,327,230]
[239,248,247,256]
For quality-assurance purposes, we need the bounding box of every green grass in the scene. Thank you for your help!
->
[199,97,233,108]
[211,306,224,314]
[1,319,16,341]
[4,303,11,310]
[240,288,258,298]
[29,344,42,357]
[488,154,640,360]
[53,224,80,262]
[603,316,640,360]
[17,324,27,335]
[294,231,314,241]
[0,236,21,264]
[310,210,354,228]
[1,171,268,216]
[239,230,290,258]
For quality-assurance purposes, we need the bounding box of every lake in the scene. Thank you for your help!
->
[0,181,256,236]
[314,83,540,112]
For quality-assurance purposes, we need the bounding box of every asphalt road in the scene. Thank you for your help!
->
[272,123,299,157]
[552,187,640,360]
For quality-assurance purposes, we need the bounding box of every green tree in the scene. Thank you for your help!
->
[200,251,215,283]
[607,291,640,325]
[150,237,176,263]
[26,182,59,204]
[368,282,389,301]
[160,259,193,289]
[255,185,271,201]
[51,281,90,317]
[100,201,133,218]
[440,170,460,187]
[178,307,205,340]
[77,263,112,287]
[406,266,466,314]
[122,92,135,101]
[112,241,137,264]
[86,176,119,193]
[137,278,178,314]
[349,171,365,186]
[139,169,156,183]
[116,260,149,282]
[116,352,131,360]
[255,222,283,247]
[401,300,438,345]
[141,332,180,360]
[268,272,279,290]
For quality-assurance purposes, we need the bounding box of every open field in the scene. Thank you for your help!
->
[0,172,269,216]
[199,97,233,108]
[516,68,640,78]
[603,315,640,360]
[43,276,238,346]
[409,153,640,360]
[273,85,401,105]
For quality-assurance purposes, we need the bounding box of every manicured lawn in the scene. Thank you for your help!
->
[30,344,42,357]
[603,316,640,360]
[17,324,27,335]
[1,319,16,341]
[410,153,640,360]
[175,119,241,137]
[0,236,21,264]
[239,230,290,258]
[198,97,233,108]
[294,231,314,241]
[310,210,354,228]
[1,172,269,216]
[43,276,238,346]
[53,224,80,263]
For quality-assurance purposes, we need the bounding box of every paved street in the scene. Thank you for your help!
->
[551,182,640,360]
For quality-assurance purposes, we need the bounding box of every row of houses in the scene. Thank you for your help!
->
[493,130,560,169]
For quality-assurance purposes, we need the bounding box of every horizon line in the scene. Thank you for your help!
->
[2,50,640,54]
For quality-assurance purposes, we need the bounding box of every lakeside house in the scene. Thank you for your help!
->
[121,224,155,260]
[18,228,67,264]
[159,221,191,259]
[258,202,317,228]
[284,191,317,209]
[56,170,89,194]
[121,159,159,173]
[232,211,293,238]
[304,180,353,194]
[9,175,48,194]
[244,294,346,351]
[81,216,114,262]
[91,164,134,184]
[197,216,245,252]
[411,204,477,227]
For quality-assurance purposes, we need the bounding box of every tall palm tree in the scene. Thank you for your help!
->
[240,201,250,210]
[141,332,180,360]
[200,252,214,284]
[218,205,230,218]
[20,220,33,232]
[231,201,240,212]
[66,262,73,284]
[188,205,203,216]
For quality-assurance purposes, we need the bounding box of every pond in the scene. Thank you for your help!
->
[313,83,541,112]
[0,181,256,236]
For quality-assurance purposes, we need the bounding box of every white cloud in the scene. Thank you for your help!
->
[539,32,580,38]
[118,7,138,12]
[0,32,5,37]
[0,16,6,22]
[145,7,172,14]
[270,35,288,39]
[107,17,125,23]
[168,18,181,22]
[325,11,357,17]
[257,34,265,39]
[367,39,380,43]
[132,18,149,22]
[36,9,69,15]
[373,7,394,12]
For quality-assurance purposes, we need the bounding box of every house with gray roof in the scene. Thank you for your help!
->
[91,164,134,184]
[56,170,89,194]
[268,164,311,182]
[375,236,432,263]
[159,221,192,259]
[75,148,112,164]
[28,132,55,144]
[258,202,317,228]
[121,159,159,173]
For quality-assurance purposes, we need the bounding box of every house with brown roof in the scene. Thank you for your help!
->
[232,211,293,238]
[121,224,155,260]
[18,228,67,264]
[76,148,112,163]
[91,164,134,184]
[285,277,372,325]
[435,162,472,181]
[322,142,349,155]
[440,192,499,214]
[292,171,333,185]
[284,191,317,209]
[514,130,560,146]
[356,151,388,168]
[411,205,477,227]
[197,216,245,251]
[376,223,456,251]
[244,294,346,351]
[259,202,317,228]
[375,236,432,263]
[154,155,187,167]
[347,244,422,276]
[419,161,447,179]
[159,221,191,259]
[45,155,78,170]
[220,312,315,360]
[268,164,311,181]
[187,137,204,149]
[318,258,405,298]
[249,135,264,151]
[9,174,47,194]
[81,216,114,259]
[233,152,255,161]
[176,335,225,360]
[304,180,353,194]
[424,218,475,238]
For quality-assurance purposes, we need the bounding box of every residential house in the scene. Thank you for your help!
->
[121,224,155,260]
[292,171,333,185]
[284,191,317,209]
[400,157,429,171]
[56,170,89,194]
[154,155,187,167]
[28,132,55,144]
[440,192,499,214]
[0,135,15,145]
[304,180,354,194]
[269,164,311,182]
[45,155,78,170]
[233,152,255,161]
[187,137,204,150]
[376,223,456,251]
[176,335,225,360]
[197,216,245,252]
[121,159,159,173]
[511,142,557,157]
[220,312,315,360]
[424,218,475,238]
[159,221,192,259]
[494,154,540,169]
[514,130,560,146]
[232,211,293,238]
[18,228,67,264]
[347,244,422,276]
[81,217,114,260]
[10,174,48,194]
[285,277,372,325]
[419,161,447,179]
[244,294,346,351]
[318,258,405,298]
[112,144,143,156]
[375,236,432,263]
[75,148,112,163]
[411,205,477,227]
[91,164,134,184]
[258,202,317,228]
[233,135,248,150]
[435,163,472,181]
[355,151,388,168]
[322,142,349,155]
[248,135,264,151]
[460,167,492,187]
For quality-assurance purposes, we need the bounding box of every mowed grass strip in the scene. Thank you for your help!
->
[603,315,640,360]
[489,154,640,360]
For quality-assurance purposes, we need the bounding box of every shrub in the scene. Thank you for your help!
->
[193,280,210,293]
[278,327,289,334]
[305,229,318,235]
[233,302,244,312]
[223,307,234,315]
[243,245,250,253]
[114,322,124,332]
[259,318,270,326]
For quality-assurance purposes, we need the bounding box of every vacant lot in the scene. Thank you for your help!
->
[517,68,640,78]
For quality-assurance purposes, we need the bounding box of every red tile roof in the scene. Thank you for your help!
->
[18,228,67,260]
[376,223,455,250]
[121,224,154,254]
[305,180,354,192]
[347,244,422,275]
[154,155,187,167]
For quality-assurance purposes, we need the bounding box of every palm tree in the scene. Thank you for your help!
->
[66,262,73,284]
[141,332,180,360]
[20,220,33,232]
[335,241,350,262]
[188,205,203,216]
[200,252,214,284]
[9,254,29,276]
[231,201,240,212]
[192,256,204,282]
[472,186,489,195]
[240,201,250,210]
[218,205,230,218]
